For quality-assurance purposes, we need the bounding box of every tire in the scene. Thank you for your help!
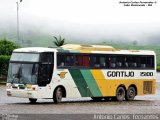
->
[125,87,136,101]
[29,98,37,103]
[91,97,103,101]
[116,87,125,101]
[53,87,63,103]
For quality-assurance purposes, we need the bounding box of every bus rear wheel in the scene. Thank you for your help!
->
[29,98,37,103]
[116,87,125,101]
[53,87,63,103]
[125,87,136,101]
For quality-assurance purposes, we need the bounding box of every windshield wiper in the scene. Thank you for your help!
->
[11,73,20,84]
[11,65,21,84]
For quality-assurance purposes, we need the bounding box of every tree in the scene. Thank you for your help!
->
[133,40,138,46]
[53,35,65,47]
[0,38,19,77]
[0,37,19,55]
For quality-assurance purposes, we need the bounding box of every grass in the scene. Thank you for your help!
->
[0,77,6,84]
[0,79,6,84]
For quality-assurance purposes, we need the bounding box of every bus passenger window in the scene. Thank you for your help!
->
[141,64,146,68]
[116,56,124,68]
[91,56,100,68]
[75,56,83,66]
[57,55,65,67]
[117,62,122,67]
[110,63,116,68]
[82,56,90,67]
[146,56,154,68]
[65,56,74,66]
[125,62,128,67]
[60,62,64,67]
[140,57,147,69]
[109,57,116,68]
[100,57,106,67]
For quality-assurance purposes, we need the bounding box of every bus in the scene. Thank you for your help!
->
[6,44,156,103]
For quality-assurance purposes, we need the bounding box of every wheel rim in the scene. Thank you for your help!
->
[117,87,125,101]
[56,88,62,101]
[118,89,124,99]
[128,88,135,99]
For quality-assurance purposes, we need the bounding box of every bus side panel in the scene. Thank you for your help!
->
[53,69,156,98]
[53,69,82,98]
[91,69,156,97]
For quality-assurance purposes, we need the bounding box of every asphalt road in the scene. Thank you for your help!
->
[1,84,160,115]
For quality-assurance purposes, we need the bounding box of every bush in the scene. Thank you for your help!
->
[157,66,160,72]
[0,55,10,76]
[0,38,19,77]
[0,37,19,55]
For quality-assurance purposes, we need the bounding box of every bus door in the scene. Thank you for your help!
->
[37,52,54,87]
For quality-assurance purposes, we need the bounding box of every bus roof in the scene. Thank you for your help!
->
[58,44,155,55]
[13,47,56,53]
[13,44,155,55]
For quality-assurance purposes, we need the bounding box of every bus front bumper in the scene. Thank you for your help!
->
[6,89,39,99]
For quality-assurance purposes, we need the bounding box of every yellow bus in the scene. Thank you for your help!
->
[6,44,156,103]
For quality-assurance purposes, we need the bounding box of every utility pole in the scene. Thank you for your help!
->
[16,0,22,45]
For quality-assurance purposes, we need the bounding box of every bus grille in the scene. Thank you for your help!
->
[143,81,153,94]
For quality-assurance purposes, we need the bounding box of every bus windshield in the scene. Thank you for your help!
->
[7,52,54,86]
[7,63,38,84]
[10,53,40,62]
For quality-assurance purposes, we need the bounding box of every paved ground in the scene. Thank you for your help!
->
[0,84,160,115]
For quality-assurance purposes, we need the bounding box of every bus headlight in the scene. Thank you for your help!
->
[7,83,12,89]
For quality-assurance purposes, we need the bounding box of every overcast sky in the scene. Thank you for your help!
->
[0,0,160,44]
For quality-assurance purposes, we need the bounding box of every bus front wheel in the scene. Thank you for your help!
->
[125,87,136,101]
[116,87,125,101]
[29,98,37,103]
[53,87,63,103]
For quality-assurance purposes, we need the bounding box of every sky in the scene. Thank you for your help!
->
[0,0,160,45]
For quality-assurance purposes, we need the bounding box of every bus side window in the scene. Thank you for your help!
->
[146,56,154,68]
[65,55,74,66]
[140,57,146,69]
[82,56,90,67]
[109,56,116,68]
[116,56,123,68]
[57,54,65,67]
[75,55,83,66]
[100,57,106,67]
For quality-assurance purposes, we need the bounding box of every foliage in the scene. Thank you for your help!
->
[0,38,19,77]
[0,37,19,55]
[132,40,138,46]
[53,35,65,47]
[0,55,10,76]
[157,66,160,72]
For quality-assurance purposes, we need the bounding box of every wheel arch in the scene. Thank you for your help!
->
[54,85,66,98]
[117,84,127,92]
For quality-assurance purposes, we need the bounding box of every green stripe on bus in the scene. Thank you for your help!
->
[69,50,80,53]
[69,69,93,97]
[80,70,102,97]
[57,48,70,53]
